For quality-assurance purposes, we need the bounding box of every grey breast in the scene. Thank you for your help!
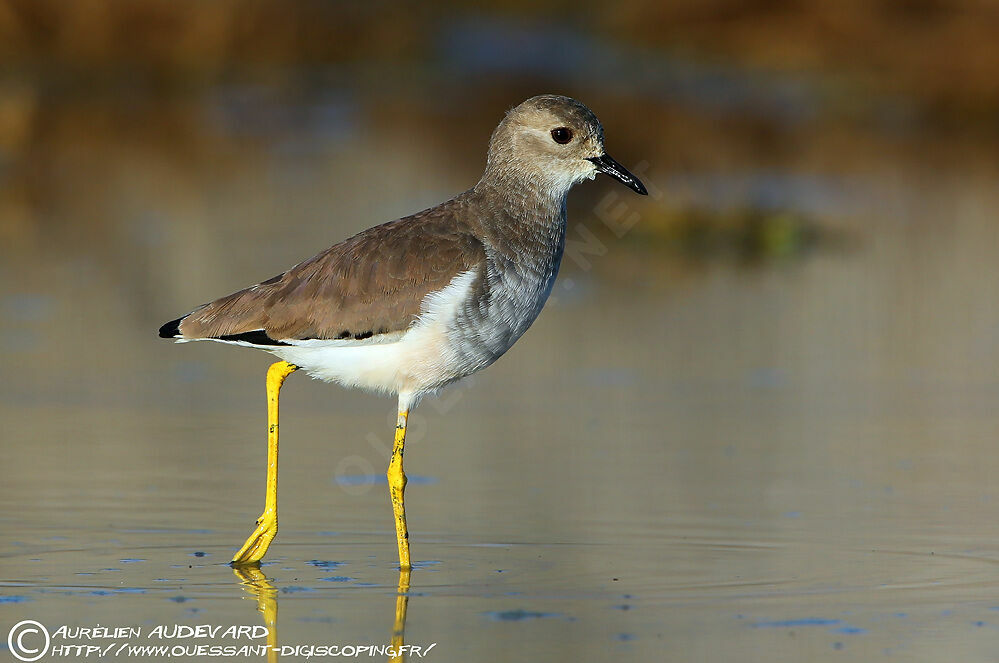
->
[444,201,568,377]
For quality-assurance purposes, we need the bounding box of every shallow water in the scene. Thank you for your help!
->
[3,78,999,661]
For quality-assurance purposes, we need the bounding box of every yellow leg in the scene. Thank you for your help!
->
[232,360,297,566]
[387,409,411,570]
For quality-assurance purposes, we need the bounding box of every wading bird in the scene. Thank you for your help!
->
[159,95,647,568]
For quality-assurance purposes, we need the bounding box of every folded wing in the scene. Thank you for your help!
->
[167,207,486,344]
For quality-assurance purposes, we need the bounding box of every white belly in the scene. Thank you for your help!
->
[268,270,484,397]
[201,258,556,403]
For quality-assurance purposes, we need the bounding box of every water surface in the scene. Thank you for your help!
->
[3,63,999,663]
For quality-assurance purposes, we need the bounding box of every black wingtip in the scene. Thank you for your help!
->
[159,317,182,338]
[217,330,291,346]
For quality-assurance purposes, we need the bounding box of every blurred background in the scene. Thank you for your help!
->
[2,2,999,662]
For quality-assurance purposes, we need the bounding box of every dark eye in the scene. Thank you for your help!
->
[550,127,573,144]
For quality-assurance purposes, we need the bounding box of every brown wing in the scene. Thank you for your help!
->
[174,206,486,342]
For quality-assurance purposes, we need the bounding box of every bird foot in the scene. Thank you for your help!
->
[231,513,277,566]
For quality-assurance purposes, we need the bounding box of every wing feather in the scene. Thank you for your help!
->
[176,202,486,342]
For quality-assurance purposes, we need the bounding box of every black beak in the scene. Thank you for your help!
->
[587,154,647,195]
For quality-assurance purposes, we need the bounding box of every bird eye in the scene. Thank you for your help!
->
[550,127,573,144]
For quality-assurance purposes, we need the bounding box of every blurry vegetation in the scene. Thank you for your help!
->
[615,0,999,132]
[568,206,852,288]
[644,207,849,265]
[0,0,998,268]
[0,0,996,128]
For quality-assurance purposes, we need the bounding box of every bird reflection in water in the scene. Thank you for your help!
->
[232,566,413,663]
[232,566,279,663]
[390,569,411,663]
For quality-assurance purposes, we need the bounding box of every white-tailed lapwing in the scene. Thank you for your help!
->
[159,95,647,569]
